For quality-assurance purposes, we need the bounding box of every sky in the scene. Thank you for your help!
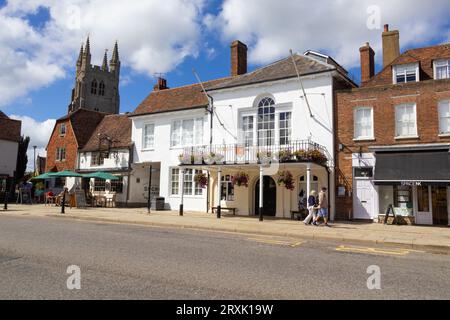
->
[1,0,450,170]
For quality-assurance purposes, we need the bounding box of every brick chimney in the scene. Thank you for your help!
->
[382,24,400,68]
[231,40,247,76]
[154,77,168,91]
[360,42,375,84]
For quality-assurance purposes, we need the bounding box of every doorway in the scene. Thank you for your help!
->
[353,179,375,220]
[255,176,277,217]
[432,187,448,226]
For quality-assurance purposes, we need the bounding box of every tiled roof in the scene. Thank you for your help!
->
[132,77,232,116]
[53,109,107,149]
[0,110,21,143]
[81,114,132,152]
[206,53,335,91]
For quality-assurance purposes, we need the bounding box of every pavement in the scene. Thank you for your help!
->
[1,215,449,299]
[2,204,450,254]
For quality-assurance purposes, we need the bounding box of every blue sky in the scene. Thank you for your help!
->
[1,0,450,166]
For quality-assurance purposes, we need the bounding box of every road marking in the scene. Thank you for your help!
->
[247,237,304,247]
[335,245,412,256]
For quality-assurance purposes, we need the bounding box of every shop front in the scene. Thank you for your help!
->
[373,147,450,226]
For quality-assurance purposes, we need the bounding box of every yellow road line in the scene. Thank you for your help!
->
[336,245,411,256]
[247,237,304,247]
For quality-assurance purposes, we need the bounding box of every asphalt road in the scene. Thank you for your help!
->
[0,215,449,300]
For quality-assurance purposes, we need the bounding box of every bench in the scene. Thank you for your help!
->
[291,210,307,221]
[212,207,237,216]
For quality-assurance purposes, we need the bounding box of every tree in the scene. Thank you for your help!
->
[15,136,30,184]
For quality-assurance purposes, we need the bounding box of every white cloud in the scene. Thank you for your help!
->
[208,0,450,69]
[9,115,56,170]
[0,0,206,107]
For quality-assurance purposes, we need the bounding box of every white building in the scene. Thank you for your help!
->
[0,111,21,191]
[129,42,355,219]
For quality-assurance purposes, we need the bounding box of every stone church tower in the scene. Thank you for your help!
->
[69,37,120,114]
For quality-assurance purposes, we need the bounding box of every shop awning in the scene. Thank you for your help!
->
[374,150,450,184]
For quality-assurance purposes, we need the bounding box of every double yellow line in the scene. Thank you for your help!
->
[247,237,304,248]
[335,245,423,256]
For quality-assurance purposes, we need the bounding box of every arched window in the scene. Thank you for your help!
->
[91,79,98,95]
[257,97,275,146]
[99,81,105,96]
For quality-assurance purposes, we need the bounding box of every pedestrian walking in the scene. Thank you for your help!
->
[313,187,330,227]
[303,190,317,225]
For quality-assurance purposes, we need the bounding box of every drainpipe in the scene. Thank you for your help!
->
[259,166,264,222]
[217,167,222,219]
[327,167,331,221]
[180,168,185,216]
[206,94,214,214]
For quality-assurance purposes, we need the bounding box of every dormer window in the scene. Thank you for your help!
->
[393,63,419,84]
[434,59,450,80]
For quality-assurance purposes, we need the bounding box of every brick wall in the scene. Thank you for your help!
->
[335,78,450,219]
[46,120,79,172]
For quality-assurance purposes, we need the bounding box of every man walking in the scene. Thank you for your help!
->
[313,187,330,227]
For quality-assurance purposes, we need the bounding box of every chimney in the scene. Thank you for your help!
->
[382,24,400,68]
[231,40,247,76]
[154,77,168,91]
[360,42,375,84]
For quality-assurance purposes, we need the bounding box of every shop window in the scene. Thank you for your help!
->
[394,185,413,209]
[354,167,373,178]
[110,177,123,194]
[221,175,235,201]
[94,178,106,192]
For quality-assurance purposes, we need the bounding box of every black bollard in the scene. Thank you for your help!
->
[61,189,66,214]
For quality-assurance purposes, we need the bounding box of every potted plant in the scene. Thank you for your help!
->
[277,170,295,191]
[308,150,328,165]
[232,172,249,187]
[294,150,308,161]
[204,152,225,164]
[194,172,208,189]
[178,153,194,164]
[277,149,294,162]
[257,151,273,164]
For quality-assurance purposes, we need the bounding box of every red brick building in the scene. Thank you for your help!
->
[46,109,106,173]
[335,25,450,226]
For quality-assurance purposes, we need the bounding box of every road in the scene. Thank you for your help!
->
[0,215,449,300]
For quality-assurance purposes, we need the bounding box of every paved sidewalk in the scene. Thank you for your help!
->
[2,204,450,254]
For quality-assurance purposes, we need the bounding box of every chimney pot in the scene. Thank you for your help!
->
[154,77,168,91]
[384,24,389,32]
[231,40,247,76]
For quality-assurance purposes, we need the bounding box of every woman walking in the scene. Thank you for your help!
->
[303,190,317,225]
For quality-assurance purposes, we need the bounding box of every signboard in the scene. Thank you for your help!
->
[393,207,412,217]
[74,190,87,208]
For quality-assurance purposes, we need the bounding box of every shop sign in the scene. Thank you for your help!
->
[401,181,422,186]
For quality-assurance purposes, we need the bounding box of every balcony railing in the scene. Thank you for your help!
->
[179,140,329,166]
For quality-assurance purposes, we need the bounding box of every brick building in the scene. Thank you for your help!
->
[46,109,106,174]
[335,25,450,226]
[0,111,22,192]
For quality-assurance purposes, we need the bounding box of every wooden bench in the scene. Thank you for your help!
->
[291,210,307,221]
[212,207,237,216]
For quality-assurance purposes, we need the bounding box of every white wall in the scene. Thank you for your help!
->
[0,139,18,176]
[78,149,130,171]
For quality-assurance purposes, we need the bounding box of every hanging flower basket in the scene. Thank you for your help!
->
[204,152,225,165]
[257,151,273,165]
[194,172,208,189]
[277,170,295,191]
[232,172,249,188]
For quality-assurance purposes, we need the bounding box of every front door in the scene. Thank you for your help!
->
[432,187,448,226]
[255,176,277,217]
[353,180,374,220]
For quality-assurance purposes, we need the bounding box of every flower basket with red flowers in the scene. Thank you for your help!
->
[194,172,208,189]
[231,172,249,188]
[277,170,295,191]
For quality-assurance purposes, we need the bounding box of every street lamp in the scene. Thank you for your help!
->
[33,146,37,176]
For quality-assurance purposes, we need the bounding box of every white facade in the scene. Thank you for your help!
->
[0,139,18,177]
[131,70,344,218]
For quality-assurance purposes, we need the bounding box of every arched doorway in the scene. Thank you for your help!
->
[255,176,277,217]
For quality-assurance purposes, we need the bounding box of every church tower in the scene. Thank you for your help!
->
[69,37,121,114]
